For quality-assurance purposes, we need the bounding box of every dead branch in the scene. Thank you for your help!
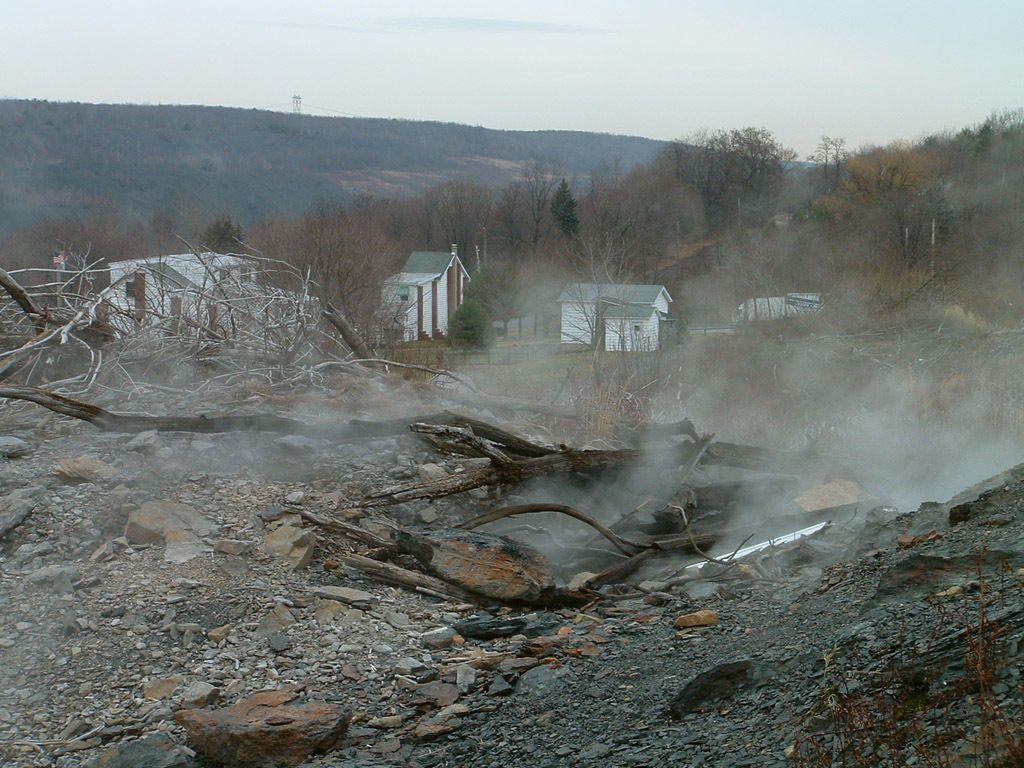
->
[322,302,376,360]
[582,549,658,590]
[0,266,51,328]
[458,503,646,556]
[411,424,515,466]
[360,430,715,508]
[339,553,483,604]
[292,508,392,548]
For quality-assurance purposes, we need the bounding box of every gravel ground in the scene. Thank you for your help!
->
[2,386,1023,768]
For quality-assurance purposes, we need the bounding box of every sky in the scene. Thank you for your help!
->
[3,0,1023,156]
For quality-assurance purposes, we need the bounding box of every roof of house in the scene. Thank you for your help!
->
[111,252,251,267]
[603,304,659,320]
[557,283,672,306]
[401,251,456,278]
[145,261,193,289]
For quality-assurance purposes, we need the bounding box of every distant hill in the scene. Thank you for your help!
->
[0,100,666,242]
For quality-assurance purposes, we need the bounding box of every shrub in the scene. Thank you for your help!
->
[448,298,495,350]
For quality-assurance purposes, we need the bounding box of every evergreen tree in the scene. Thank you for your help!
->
[202,216,244,253]
[448,298,495,350]
[550,178,580,238]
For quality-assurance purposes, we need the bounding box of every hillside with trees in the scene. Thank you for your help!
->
[3,100,1024,347]
[0,99,665,245]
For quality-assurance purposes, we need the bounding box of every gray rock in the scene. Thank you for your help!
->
[263,524,314,570]
[125,431,161,454]
[27,565,80,594]
[267,634,292,653]
[420,627,458,650]
[514,664,564,698]
[456,664,477,693]
[82,732,195,768]
[312,585,375,607]
[276,435,321,454]
[0,436,32,458]
[0,498,33,540]
[669,659,775,718]
[417,463,449,483]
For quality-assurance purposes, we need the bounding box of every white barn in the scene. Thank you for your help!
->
[558,283,673,351]
[387,250,470,342]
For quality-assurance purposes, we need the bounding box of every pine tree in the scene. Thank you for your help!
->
[550,178,580,238]
[448,298,495,350]
[201,217,244,253]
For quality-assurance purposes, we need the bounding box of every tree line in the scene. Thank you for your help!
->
[3,107,1024,339]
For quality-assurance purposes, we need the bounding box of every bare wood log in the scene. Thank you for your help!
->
[0,385,336,435]
[339,553,482,604]
[583,549,658,590]
[358,447,638,507]
[360,433,713,508]
[322,303,376,360]
[292,508,392,548]
[0,388,554,455]
[411,424,515,466]
[457,503,645,556]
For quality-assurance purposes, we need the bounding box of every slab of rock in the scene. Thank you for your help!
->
[175,689,349,768]
[669,659,774,717]
[263,524,314,571]
[417,463,449,483]
[82,732,193,768]
[54,454,118,483]
[396,528,555,603]
[674,609,719,628]
[0,498,33,541]
[125,501,218,545]
[125,431,161,454]
[311,585,374,607]
[179,681,220,708]
[0,436,32,458]
[164,531,212,564]
[258,605,296,637]
[208,624,233,643]
[143,675,186,700]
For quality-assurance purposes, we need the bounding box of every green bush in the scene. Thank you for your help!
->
[448,298,495,350]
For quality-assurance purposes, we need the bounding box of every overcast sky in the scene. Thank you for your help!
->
[3,0,1022,156]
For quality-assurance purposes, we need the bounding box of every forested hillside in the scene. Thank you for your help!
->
[0,99,664,242]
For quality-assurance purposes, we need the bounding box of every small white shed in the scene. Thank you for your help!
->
[558,283,672,351]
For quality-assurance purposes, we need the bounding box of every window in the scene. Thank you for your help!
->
[633,324,641,332]
[398,285,410,301]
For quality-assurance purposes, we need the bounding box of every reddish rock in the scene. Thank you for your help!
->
[175,690,349,768]
[674,609,719,628]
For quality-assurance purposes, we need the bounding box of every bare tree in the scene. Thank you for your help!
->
[518,160,558,254]
[808,136,849,195]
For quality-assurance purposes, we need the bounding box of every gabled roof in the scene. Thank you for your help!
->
[145,261,193,289]
[401,251,456,278]
[557,283,672,306]
[109,252,252,271]
[603,304,659,320]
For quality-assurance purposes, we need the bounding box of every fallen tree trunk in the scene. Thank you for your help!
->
[0,266,51,329]
[339,553,482,604]
[322,303,376,361]
[359,424,713,508]
[0,388,559,455]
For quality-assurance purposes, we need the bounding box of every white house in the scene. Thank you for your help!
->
[558,283,673,351]
[387,250,470,342]
[105,252,257,324]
